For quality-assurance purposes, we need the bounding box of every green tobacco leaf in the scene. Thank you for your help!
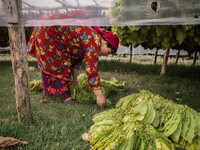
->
[116,94,136,109]
[194,35,200,44]
[181,109,191,140]
[175,27,187,45]
[129,26,141,31]
[138,139,146,150]
[125,37,133,43]
[183,25,193,31]
[121,95,137,111]
[164,36,171,43]
[161,40,171,49]
[159,105,174,127]
[195,114,200,136]
[163,108,181,136]
[156,26,163,36]
[150,139,157,150]
[162,109,178,132]
[188,29,195,37]
[132,99,147,115]
[92,109,120,123]
[152,110,160,128]
[170,118,182,143]
[142,102,156,124]
[153,35,161,45]
[185,111,196,144]
[187,107,200,137]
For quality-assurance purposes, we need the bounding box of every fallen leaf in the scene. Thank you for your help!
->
[0,136,28,148]
[0,119,8,122]
[56,143,60,146]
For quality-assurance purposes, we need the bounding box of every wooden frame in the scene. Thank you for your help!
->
[2,0,31,122]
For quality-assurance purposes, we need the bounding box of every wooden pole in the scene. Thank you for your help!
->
[192,50,197,66]
[130,45,133,63]
[160,48,170,76]
[175,50,180,64]
[2,0,31,122]
[154,48,158,64]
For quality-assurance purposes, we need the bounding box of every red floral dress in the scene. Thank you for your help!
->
[27,26,101,98]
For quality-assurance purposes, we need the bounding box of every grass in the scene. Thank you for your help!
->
[0,56,200,150]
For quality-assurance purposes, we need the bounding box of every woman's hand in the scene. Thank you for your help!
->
[93,89,106,107]
[96,95,106,107]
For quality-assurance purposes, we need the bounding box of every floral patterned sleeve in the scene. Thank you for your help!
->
[27,27,37,56]
[80,27,101,89]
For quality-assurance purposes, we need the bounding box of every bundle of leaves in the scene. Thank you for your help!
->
[70,74,128,104]
[29,80,42,92]
[29,74,128,105]
[87,90,200,150]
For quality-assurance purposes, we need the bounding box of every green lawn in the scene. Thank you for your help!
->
[0,57,200,150]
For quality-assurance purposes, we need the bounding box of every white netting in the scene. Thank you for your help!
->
[0,0,199,26]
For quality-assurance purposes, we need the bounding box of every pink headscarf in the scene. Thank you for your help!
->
[93,26,119,51]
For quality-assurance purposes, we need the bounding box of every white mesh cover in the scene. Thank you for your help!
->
[0,0,199,26]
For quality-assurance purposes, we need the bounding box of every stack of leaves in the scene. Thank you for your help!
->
[71,74,128,104]
[29,74,128,105]
[87,90,200,150]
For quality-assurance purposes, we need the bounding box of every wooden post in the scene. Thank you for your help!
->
[2,0,31,122]
[130,45,133,63]
[160,48,170,76]
[154,48,158,64]
[192,50,197,66]
[175,50,180,64]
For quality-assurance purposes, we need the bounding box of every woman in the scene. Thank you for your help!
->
[27,25,119,107]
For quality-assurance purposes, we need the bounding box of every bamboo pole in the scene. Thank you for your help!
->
[160,48,170,76]
[2,0,31,122]
[175,50,180,64]
[130,45,133,63]
[154,48,158,64]
[192,50,197,66]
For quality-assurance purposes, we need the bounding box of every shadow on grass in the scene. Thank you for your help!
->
[98,60,200,80]
[0,60,200,80]
[1,60,199,80]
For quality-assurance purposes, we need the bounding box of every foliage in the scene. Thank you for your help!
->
[88,90,200,150]
[112,25,200,54]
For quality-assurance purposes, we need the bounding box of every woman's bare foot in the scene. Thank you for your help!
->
[64,97,76,105]
[64,97,72,102]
